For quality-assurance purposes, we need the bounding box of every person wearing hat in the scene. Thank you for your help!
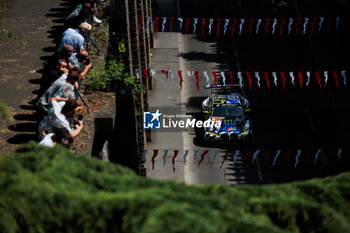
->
[57,22,92,53]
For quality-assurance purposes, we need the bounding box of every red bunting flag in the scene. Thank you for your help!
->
[172,150,179,173]
[143,69,149,84]
[315,71,322,88]
[305,149,313,164]
[263,72,271,91]
[201,18,206,38]
[138,16,143,34]
[154,17,159,35]
[229,71,234,89]
[280,18,286,36]
[284,150,293,168]
[249,18,254,36]
[161,70,169,79]
[332,71,339,88]
[280,72,287,90]
[178,71,184,90]
[198,150,209,166]
[232,18,237,36]
[295,18,302,36]
[241,149,251,169]
[194,71,200,91]
[310,17,317,37]
[220,150,230,169]
[217,19,222,37]
[185,18,190,34]
[297,72,304,88]
[265,19,270,37]
[170,17,175,33]
[151,150,159,170]
[263,149,271,165]
[246,72,253,91]
[212,72,218,87]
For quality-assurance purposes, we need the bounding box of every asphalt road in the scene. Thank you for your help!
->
[146,0,350,185]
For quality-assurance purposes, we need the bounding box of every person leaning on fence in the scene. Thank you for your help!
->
[68,50,92,78]
[41,99,84,139]
[36,70,81,115]
[39,127,73,148]
[57,22,92,53]
[65,2,94,29]
[44,59,69,86]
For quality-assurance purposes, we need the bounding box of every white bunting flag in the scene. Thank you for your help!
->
[178,18,183,30]
[238,72,243,87]
[220,72,226,86]
[272,18,278,35]
[146,17,151,32]
[252,150,261,163]
[204,71,210,86]
[288,18,293,34]
[194,150,199,162]
[336,16,340,32]
[306,71,311,86]
[255,72,261,88]
[314,149,322,164]
[232,150,240,167]
[150,69,157,76]
[163,150,168,166]
[169,70,174,84]
[337,148,343,160]
[319,17,324,32]
[224,19,229,35]
[272,72,278,87]
[213,150,220,160]
[162,17,167,32]
[187,70,194,77]
[239,19,245,35]
[341,70,347,86]
[183,150,189,165]
[193,18,198,34]
[272,150,282,167]
[294,150,302,168]
[289,72,295,86]
[143,150,148,162]
[303,18,309,35]
[324,71,329,86]
[256,19,262,34]
[135,69,140,83]
[209,18,214,35]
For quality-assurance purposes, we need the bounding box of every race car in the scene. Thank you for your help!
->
[196,93,253,145]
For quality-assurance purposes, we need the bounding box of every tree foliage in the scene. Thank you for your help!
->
[1,143,350,233]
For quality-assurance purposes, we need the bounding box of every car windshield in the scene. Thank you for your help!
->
[213,106,244,117]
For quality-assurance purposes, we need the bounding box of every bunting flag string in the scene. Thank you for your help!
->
[144,16,345,37]
[138,69,348,90]
[143,148,350,171]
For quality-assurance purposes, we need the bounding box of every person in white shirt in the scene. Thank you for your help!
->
[43,99,83,139]
[39,127,73,148]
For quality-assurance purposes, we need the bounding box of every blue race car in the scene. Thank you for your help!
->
[198,93,253,145]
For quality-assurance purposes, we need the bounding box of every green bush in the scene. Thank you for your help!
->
[1,143,350,233]
[85,60,143,92]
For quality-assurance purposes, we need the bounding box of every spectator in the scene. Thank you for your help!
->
[44,59,69,85]
[65,2,94,29]
[39,127,73,148]
[36,70,81,115]
[69,50,92,78]
[43,99,83,139]
[57,22,92,53]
